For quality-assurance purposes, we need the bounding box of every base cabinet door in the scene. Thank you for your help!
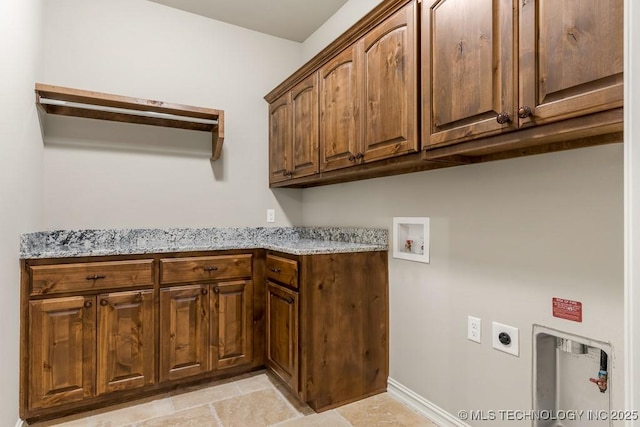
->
[210,280,254,370]
[266,281,299,394]
[159,285,209,382]
[97,290,155,395]
[28,296,96,411]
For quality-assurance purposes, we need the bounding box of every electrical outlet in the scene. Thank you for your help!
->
[468,316,481,343]
[267,209,275,223]
[492,321,519,356]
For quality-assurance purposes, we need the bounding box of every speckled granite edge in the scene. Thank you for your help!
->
[20,227,388,259]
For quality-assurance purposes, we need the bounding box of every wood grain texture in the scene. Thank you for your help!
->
[266,281,299,394]
[291,74,320,178]
[159,285,209,382]
[519,0,623,126]
[30,260,154,296]
[423,0,517,147]
[299,252,389,412]
[97,290,155,395]
[160,254,252,285]
[266,254,299,290]
[362,1,419,162]
[269,93,292,183]
[210,280,254,370]
[320,44,362,172]
[28,296,95,411]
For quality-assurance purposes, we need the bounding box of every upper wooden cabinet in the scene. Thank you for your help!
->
[270,74,319,183]
[320,2,418,172]
[518,0,623,127]
[422,0,623,148]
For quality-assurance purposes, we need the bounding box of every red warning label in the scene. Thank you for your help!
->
[553,298,582,322]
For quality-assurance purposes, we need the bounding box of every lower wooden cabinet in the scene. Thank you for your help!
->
[266,281,299,393]
[21,248,387,422]
[97,290,155,394]
[28,296,96,411]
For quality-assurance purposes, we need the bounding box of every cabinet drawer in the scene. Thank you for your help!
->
[30,260,154,296]
[266,255,298,290]
[160,254,252,285]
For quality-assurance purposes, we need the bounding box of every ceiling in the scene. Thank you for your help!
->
[148,0,350,42]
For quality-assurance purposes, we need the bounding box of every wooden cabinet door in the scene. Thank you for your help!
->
[28,296,95,410]
[269,93,291,183]
[291,74,319,178]
[160,285,209,382]
[210,280,253,370]
[97,290,155,395]
[320,44,362,172]
[423,0,516,148]
[519,0,623,127]
[266,281,299,393]
[362,2,418,162]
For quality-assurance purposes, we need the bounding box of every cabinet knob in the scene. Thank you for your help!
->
[213,287,220,294]
[283,170,293,177]
[356,152,364,160]
[285,296,294,304]
[201,288,208,295]
[348,153,356,162]
[518,106,533,118]
[496,112,511,124]
[100,299,109,307]
[84,300,93,309]
[86,274,106,281]
[203,266,219,272]
[269,267,281,273]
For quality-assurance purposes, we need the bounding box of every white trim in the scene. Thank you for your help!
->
[624,0,639,425]
[14,419,23,427]
[387,378,471,427]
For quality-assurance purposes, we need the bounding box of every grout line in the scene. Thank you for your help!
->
[208,402,224,427]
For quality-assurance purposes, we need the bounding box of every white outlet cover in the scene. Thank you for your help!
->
[468,316,481,343]
[267,209,275,223]
[492,321,519,357]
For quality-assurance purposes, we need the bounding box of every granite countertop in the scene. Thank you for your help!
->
[20,227,388,259]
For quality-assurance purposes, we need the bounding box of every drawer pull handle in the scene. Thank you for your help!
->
[86,275,106,280]
[100,299,109,307]
[201,288,208,295]
[269,267,281,273]
[84,300,93,309]
[203,266,219,272]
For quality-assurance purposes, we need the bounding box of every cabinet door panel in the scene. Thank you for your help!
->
[269,94,291,183]
[210,281,253,370]
[160,286,209,381]
[266,282,298,393]
[291,74,319,178]
[320,45,362,172]
[519,0,623,126]
[423,0,516,147]
[362,2,418,161]
[97,290,155,395]
[28,297,95,410]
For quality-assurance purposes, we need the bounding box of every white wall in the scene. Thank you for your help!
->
[42,0,304,229]
[301,2,625,425]
[0,0,44,424]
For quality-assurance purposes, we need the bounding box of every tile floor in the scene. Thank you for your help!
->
[30,371,439,427]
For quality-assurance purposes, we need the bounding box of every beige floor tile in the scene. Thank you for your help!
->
[273,383,315,417]
[271,410,350,427]
[233,372,279,394]
[213,388,297,427]
[170,381,242,411]
[90,396,174,427]
[135,404,220,427]
[337,393,438,427]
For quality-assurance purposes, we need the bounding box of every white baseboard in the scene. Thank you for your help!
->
[387,377,471,427]
[14,419,24,427]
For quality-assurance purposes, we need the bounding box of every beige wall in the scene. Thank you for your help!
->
[41,0,304,229]
[0,0,44,424]
[301,2,625,425]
